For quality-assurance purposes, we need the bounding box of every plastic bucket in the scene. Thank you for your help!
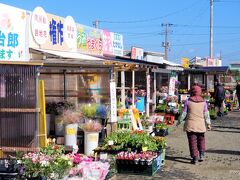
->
[55,116,64,136]
[84,132,99,156]
[46,114,51,136]
[136,96,145,112]
[65,123,78,147]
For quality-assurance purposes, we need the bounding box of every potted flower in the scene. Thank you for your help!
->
[16,142,72,179]
[60,109,83,148]
[154,122,168,137]
[54,101,75,136]
[154,136,167,166]
[140,114,154,133]
[81,120,102,156]
[80,103,97,120]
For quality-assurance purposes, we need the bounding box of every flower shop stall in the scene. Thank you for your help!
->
[94,130,167,176]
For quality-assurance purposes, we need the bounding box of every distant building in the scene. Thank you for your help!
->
[190,57,222,67]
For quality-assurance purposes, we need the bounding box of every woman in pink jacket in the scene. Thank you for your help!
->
[177,85,211,165]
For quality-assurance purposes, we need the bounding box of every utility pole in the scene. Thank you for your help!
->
[210,0,213,58]
[93,19,99,28]
[162,23,172,61]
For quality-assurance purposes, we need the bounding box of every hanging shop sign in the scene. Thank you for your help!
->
[30,8,77,51]
[77,24,103,56]
[103,30,124,56]
[103,30,123,56]
[131,46,144,60]
[0,3,28,61]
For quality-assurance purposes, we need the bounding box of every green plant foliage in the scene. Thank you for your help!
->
[155,123,167,130]
[102,130,159,152]
[80,104,97,118]
[155,104,167,113]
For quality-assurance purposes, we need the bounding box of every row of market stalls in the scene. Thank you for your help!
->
[0,3,182,156]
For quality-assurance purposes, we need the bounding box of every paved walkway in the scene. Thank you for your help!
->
[116,111,240,180]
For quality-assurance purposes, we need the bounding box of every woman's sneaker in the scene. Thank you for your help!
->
[199,152,205,162]
[191,157,198,165]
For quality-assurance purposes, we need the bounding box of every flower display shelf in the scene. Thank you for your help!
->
[116,155,160,176]
[117,120,132,130]
[160,149,166,166]
[0,159,18,179]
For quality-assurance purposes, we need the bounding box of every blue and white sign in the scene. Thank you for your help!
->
[0,3,28,61]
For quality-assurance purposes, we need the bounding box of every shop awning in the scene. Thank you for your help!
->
[29,48,112,68]
[185,66,228,73]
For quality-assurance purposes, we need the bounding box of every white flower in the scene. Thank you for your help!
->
[17,160,22,164]
[50,173,55,178]
[40,160,49,167]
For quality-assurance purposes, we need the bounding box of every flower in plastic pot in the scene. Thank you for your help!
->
[81,120,102,133]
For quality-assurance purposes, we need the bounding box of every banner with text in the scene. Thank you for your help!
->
[103,30,123,56]
[77,24,103,56]
[0,3,28,61]
[30,8,77,52]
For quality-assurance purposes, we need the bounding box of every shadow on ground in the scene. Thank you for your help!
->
[206,149,240,155]
[211,129,240,133]
[211,125,240,130]
[165,155,192,164]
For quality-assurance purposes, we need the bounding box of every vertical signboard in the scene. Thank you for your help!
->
[112,32,123,56]
[103,30,123,56]
[181,57,189,68]
[64,16,77,50]
[110,81,117,123]
[169,74,176,96]
[131,47,144,60]
[103,30,113,55]
[0,3,27,61]
[77,24,103,56]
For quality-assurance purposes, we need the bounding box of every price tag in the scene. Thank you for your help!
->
[100,152,108,160]
[108,140,114,146]
[142,147,148,152]
[66,128,76,135]
[88,134,98,142]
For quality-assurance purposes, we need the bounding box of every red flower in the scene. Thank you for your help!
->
[55,145,59,150]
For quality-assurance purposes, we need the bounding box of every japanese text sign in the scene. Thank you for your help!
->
[131,47,144,60]
[169,75,176,96]
[103,30,123,56]
[31,7,49,45]
[110,81,117,122]
[30,8,77,51]
[77,24,103,56]
[0,3,27,61]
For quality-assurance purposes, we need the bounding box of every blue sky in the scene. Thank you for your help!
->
[1,0,240,65]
